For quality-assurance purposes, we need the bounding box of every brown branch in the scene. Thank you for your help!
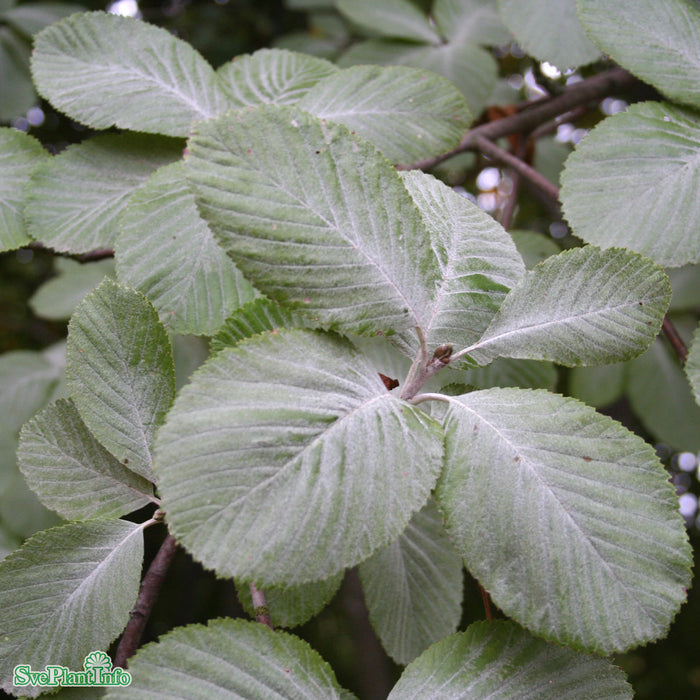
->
[400,67,638,172]
[474,135,560,202]
[114,533,178,668]
[479,585,494,622]
[249,583,273,629]
[662,316,688,366]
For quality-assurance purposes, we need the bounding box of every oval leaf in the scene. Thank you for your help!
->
[686,325,700,408]
[388,620,632,699]
[211,297,309,354]
[436,387,692,653]
[103,618,354,699]
[560,102,700,267]
[30,258,115,321]
[155,329,444,585]
[338,39,498,120]
[432,0,512,45]
[337,0,441,43]
[397,170,524,354]
[464,247,671,366]
[116,162,256,336]
[0,520,143,698]
[298,65,471,165]
[628,337,700,451]
[359,499,463,665]
[31,11,231,136]
[578,0,700,108]
[236,572,344,629]
[217,48,338,106]
[26,133,181,254]
[66,279,175,482]
[498,0,599,69]
[17,399,154,521]
[185,105,437,336]
[0,128,47,252]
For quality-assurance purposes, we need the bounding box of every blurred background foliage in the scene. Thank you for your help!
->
[0,2,699,698]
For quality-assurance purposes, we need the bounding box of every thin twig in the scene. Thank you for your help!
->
[480,585,494,622]
[662,316,688,366]
[249,583,273,629]
[400,67,638,172]
[114,533,178,668]
[474,135,560,202]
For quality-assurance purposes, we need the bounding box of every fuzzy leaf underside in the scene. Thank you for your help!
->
[0,520,143,698]
[17,399,153,521]
[155,329,444,585]
[116,161,256,336]
[103,618,355,699]
[217,48,338,106]
[184,105,437,336]
[25,133,181,254]
[31,11,231,136]
[388,620,632,699]
[298,64,471,164]
[560,102,700,267]
[436,387,692,653]
[466,246,671,366]
[66,279,175,482]
[359,499,463,664]
[577,0,700,109]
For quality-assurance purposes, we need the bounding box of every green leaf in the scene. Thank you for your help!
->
[0,462,62,540]
[0,347,63,433]
[432,0,512,45]
[686,325,700,408]
[497,0,599,69]
[0,520,143,698]
[116,162,256,336]
[26,133,181,254]
[171,334,210,391]
[236,572,344,628]
[217,48,338,106]
[560,102,700,267]
[336,0,441,43]
[436,387,692,653]
[185,105,437,336]
[397,170,524,354]
[17,399,154,521]
[2,3,85,38]
[298,65,471,165]
[103,618,355,700]
[464,247,671,366]
[338,39,498,119]
[509,230,560,270]
[668,265,700,311]
[388,620,632,699]
[66,279,175,482]
[30,258,115,320]
[436,357,558,392]
[627,337,700,452]
[31,11,232,136]
[358,499,462,664]
[0,26,35,121]
[211,297,308,354]
[568,363,626,408]
[155,329,443,585]
[578,0,700,109]
[0,128,47,252]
